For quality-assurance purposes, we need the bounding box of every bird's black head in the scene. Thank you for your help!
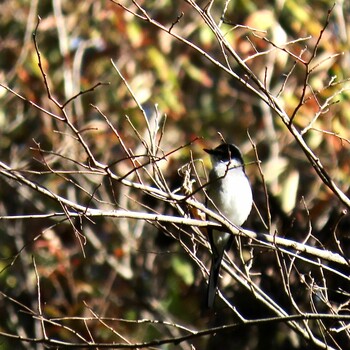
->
[204,143,244,164]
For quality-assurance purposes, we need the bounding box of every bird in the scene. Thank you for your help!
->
[204,143,253,307]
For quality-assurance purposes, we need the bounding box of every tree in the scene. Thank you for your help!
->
[1,1,350,349]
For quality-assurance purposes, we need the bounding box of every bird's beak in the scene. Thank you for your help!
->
[203,148,215,155]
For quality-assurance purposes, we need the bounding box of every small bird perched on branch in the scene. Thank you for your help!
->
[204,143,253,308]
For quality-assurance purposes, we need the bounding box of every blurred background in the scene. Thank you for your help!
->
[1,0,350,349]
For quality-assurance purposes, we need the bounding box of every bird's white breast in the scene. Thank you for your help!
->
[208,160,252,226]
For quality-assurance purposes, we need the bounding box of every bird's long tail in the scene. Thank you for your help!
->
[207,250,225,308]
[207,230,234,308]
